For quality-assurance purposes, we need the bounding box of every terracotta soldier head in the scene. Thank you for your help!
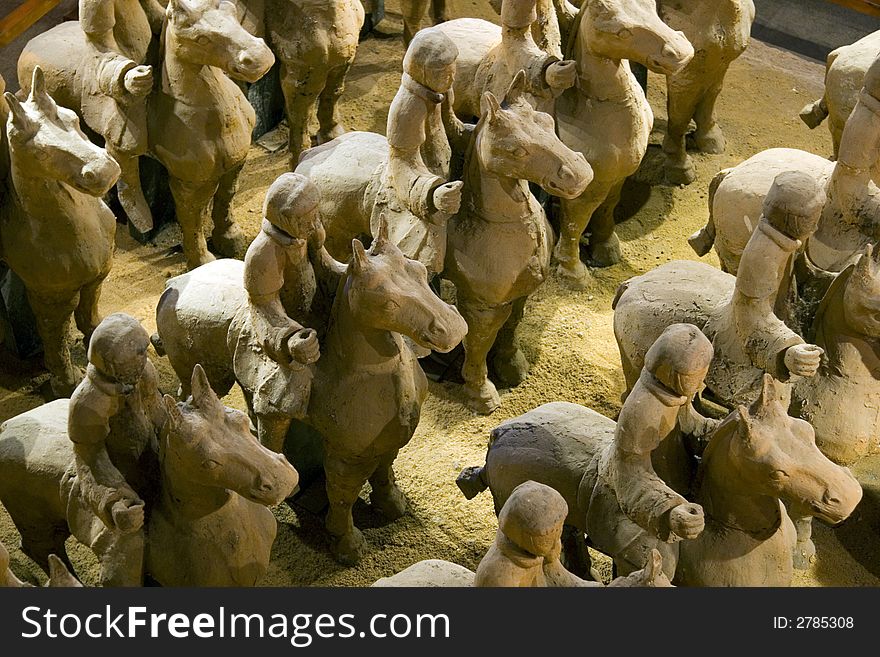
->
[403,30,459,94]
[763,171,826,242]
[498,480,568,557]
[263,172,322,242]
[501,0,538,29]
[645,323,714,398]
[88,313,151,389]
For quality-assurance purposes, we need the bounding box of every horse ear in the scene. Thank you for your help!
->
[756,373,778,412]
[170,0,199,22]
[4,92,35,136]
[646,548,664,583]
[371,214,390,253]
[503,70,528,107]
[28,67,57,118]
[190,364,223,415]
[351,238,369,271]
[163,394,184,433]
[480,91,501,123]
[736,404,754,444]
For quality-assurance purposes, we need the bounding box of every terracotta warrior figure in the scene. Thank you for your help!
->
[231,173,331,453]
[64,313,165,587]
[704,171,827,405]
[599,324,714,551]
[77,0,163,231]
[380,28,466,276]
[475,480,596,587]
[436,0,576,119]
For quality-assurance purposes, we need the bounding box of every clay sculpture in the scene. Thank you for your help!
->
[458,375,862,586]
[658,0,755,185]
[1,540,82,587]
[18,0,163,233]
[800,29,880,164]
[691,54,880,275]
[155,227,467,564]
[0,362,299,586]
[236,0,365,167]
[298,70,591,413]
[435,0,578,118]
[616,177,880,464]
[616,172,826,409]
[374,482,672,587]
[549,0,693,283]
[1,67,121,397]
[20,0,275,269]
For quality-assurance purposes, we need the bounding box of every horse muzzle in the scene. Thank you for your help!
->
[645,32,694,76]
[230,42,275,84]
[75,155,121,197]
[248,455,299,505]
[417,306,468,354]
[542,154,593,200]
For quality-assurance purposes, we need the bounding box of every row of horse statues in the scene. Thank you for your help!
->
[0,0,877,588]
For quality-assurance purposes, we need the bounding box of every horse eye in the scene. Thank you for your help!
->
[770,470,788,481]
[509,146,528,158]
[202,459,221,470]
[196,35,211,46]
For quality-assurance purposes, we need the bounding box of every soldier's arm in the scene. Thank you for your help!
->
[140,0,168,34]
[80,0,120,52]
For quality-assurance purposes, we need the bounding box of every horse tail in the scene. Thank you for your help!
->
[150,332,166,357]
[611,279,629,310]
[456,465,489,500]
[687,168,729,257]
[799,97,829,129]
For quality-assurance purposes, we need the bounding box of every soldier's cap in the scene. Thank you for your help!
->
[264,172,320,227]
[763,171,825,225]
[501,0,538,29]
[403,29,459,73]
[645,323,714,377]
[498,481,568,554]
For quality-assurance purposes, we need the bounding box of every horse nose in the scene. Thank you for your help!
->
[822,490,841,507]
[81,157,120,193]
[238,52,256,70]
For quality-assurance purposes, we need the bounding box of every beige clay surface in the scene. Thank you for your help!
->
[1,0,878,587]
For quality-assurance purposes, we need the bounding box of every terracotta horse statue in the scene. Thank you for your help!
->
[296,73,592,413]
[235,0,364,167]
[550,0,693,285]
[612,245,880,466]
[16,0,275,270]
[154,231,467,565]
[1,67,121,397]
[458,376,862,586]
[0,364,299,586]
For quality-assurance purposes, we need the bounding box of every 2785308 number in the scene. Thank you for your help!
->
[773,617,854,629]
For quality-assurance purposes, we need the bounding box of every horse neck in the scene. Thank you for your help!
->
[161,27,222,105]
[323,277,405,372]
[159,440,232,521]
[8,153,82,220]
[574,34,634,104]
[814,272,880,379]
[463,129,534,224]
[696,428,782,538]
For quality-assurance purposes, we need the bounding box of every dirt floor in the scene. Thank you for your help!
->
[2,0,880,587]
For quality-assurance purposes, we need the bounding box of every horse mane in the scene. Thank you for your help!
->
[692,407,742,496]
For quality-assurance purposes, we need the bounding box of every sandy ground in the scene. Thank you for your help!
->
[2,0,879,587]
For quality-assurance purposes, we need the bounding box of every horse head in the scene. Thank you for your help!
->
[719,375,862,526]
[842,242,880,338]
[4,67,120,196]
[580,0,693,75]
[609,549,673,587]
[161,364,299,506]
[477,71,592,199]
[346,220,468,353]
[165,0,274,83]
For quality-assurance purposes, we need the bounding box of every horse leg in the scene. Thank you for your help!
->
[74,271,109,349]
[458,297,513,414]
[109,146,153,234]
[489,295,529,388]
[554,184,609,290]
[323,450,374,565]
[662,76,701,185]
[316,64,350,145]
[402,0,431,44]
[279,61,322,169]
[693,77,727,154]
[210,163,249,259]
[585,179,625,268]
[256,413,292,454]
[27,289,81,397]
[368,449,406,520]
[168,176,219,269]
[432,0,448,23]
[791,514,815,570]
[561,525,595,581]
[91,526,145,587]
